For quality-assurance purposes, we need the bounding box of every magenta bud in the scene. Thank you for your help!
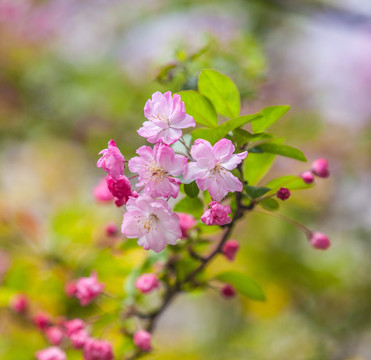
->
[312,158,330,178]
[310,232,330,250]
[220,284,236,299]
[277,187,291,200]
[45,326,64,346]
[105,223,118,237]
[222,240,240,261]
[301,171,315,184]
[135,274,159,294]
[10,294,28,313]
[133,330,152,352]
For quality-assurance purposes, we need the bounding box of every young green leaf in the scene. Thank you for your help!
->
[214,271,266,301]
[260,198,280,211]
[265,175,314,191]
[184,181,200,198]
[243,152,276,185]
[233,128,273,147]
[177,90,218,128]
[198,69,240,118]
[174,197,204,218]
[256,143,307,162]
[244,185,271,199]
[252,105,290,133]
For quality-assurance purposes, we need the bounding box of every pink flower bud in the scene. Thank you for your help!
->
[64,318,85,337]
[106,174,132,199]
[178,213,196,238]
[33,312,51,330]
[135,274,159,294]
[83,338,114,360]
[65,280,77,298]
[36,347,66,360]
[75,271,104,306]
[220,284,236,299]
[201,201,232,226]
[70,329,89,349]
[222,240,240,261]
[97,139,125,181]
[277,187,291,200]
[45,326,64,346]
[105,223,118,237]
[93,178,114,203]
[301,171,315,184]
[133,330,152,352]
[310,232,331,250]
[312,158,330,178]
[10,294,28,313]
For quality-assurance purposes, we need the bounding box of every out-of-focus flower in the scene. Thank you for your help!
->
[105,223,118,237]
[301,171,315,184]
[201,201,232,226]
[97,139,125,181]
[138,91,195,145]
[178,213,196,238]
[222,240,239,261]
[93,178,114,203]
[184,138,247,202]
[133,330,152,352]
[70,329,89,349]
[35,347,66,360]
[83,338,114,360]
[33,312,51,330]
[129,141,187,199]
[45,326,64,346]
[75,272,104,306]
[65,280,77,297]
[310,232,331,250]
[135,274,159,294]
[64,319,85,337]
[312,158,330,178]
[220,284,236,298]
[121,195,181,253]
[10,293,28,313]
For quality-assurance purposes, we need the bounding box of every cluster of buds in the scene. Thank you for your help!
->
[301,158,330,184]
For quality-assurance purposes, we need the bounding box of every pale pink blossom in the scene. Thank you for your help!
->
[35,347,66,360]
[64,319,85,337]
[97,139,125,181]
[83,338,114,360]
[301,171,315,184]
[312,158,330,178]
[93,178,114,203]
[138,91,195,145]
[129,142,187,198]
[10,293,28,313]
[178,213,196,238]
[222,240,239,261]
[135,274,159,294]
[133,330,152,352]
[45,326,64,346]
[201,201,232,226]
[75,272,104,306]
[184,139,247,202]
[310,232,331,250]
[121,195,181,253]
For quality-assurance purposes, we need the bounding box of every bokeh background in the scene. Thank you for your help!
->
[1,0,371,359]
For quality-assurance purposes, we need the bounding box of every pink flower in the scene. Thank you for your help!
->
[106,174,132,199]
[64,319,85,337]
[33,313,51,330]
[10,294,28,313]
[129,142,187,199]
[83,338,114,360]
[121,195,181,253]
[222,240,239,261]
[35,347,66,360]
[301,171,315,184]
[138,91,195,145]
[277,187,291,200]
[75,272,104,306]
[135,274,159,294]
[133,330,152,352]
[312,158,330,178]
[310,232,331,250]
[201,201,232,226]
[70,330,89,349]
[178,213,196,238]
[220,284,236,298]
[184,139,247,202]
[97,139,125,181]
[93,178,114,203]
[65,280,77,297]
[45,326,64,346]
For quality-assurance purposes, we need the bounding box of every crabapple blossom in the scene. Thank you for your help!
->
[133,330,152,352]
[184,138,247,202]
[45,326,64,346]
[35,347,66,360]
[33,313,51,330]
[222,240,240,261]
[93,178,114,203]
[201,201,232,226]
[121,195,181,253]
[138,91,195,145]
[70,330,89,349]
[220,284,236,298]
[65,280,77,297]
[64,319,85,337]
[310,232,331,250]
[301,171,315,184]
[10,294,28,313]
[97,139,125,181]
[277,187,291,200]
[135,274,159,294]
[312,158,330,178]
[128,141,187,199]
[83,338,114,360]
[178,213,196,238]
[75,272,104,306]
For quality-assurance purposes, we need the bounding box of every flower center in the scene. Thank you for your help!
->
[145,162,167,183]
[210,162,227,177]
[150,114,169,125]
[142,214,158,232]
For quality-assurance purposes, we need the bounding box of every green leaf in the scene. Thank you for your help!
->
[184,181,200,198]
[198,69,240,118]
[177,90,217,128]
[192,113,262,145]
[256,143,307,162]
[244,185,271,199]
[243,152,276,185]
[233,128,273,147]
[265,175,314,191]
[174,197,204,218]
[252,105,290,133]
[214,271,266,301]
[260,198,280,211]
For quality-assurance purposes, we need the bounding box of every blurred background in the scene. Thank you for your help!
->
[0,0,370,359]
